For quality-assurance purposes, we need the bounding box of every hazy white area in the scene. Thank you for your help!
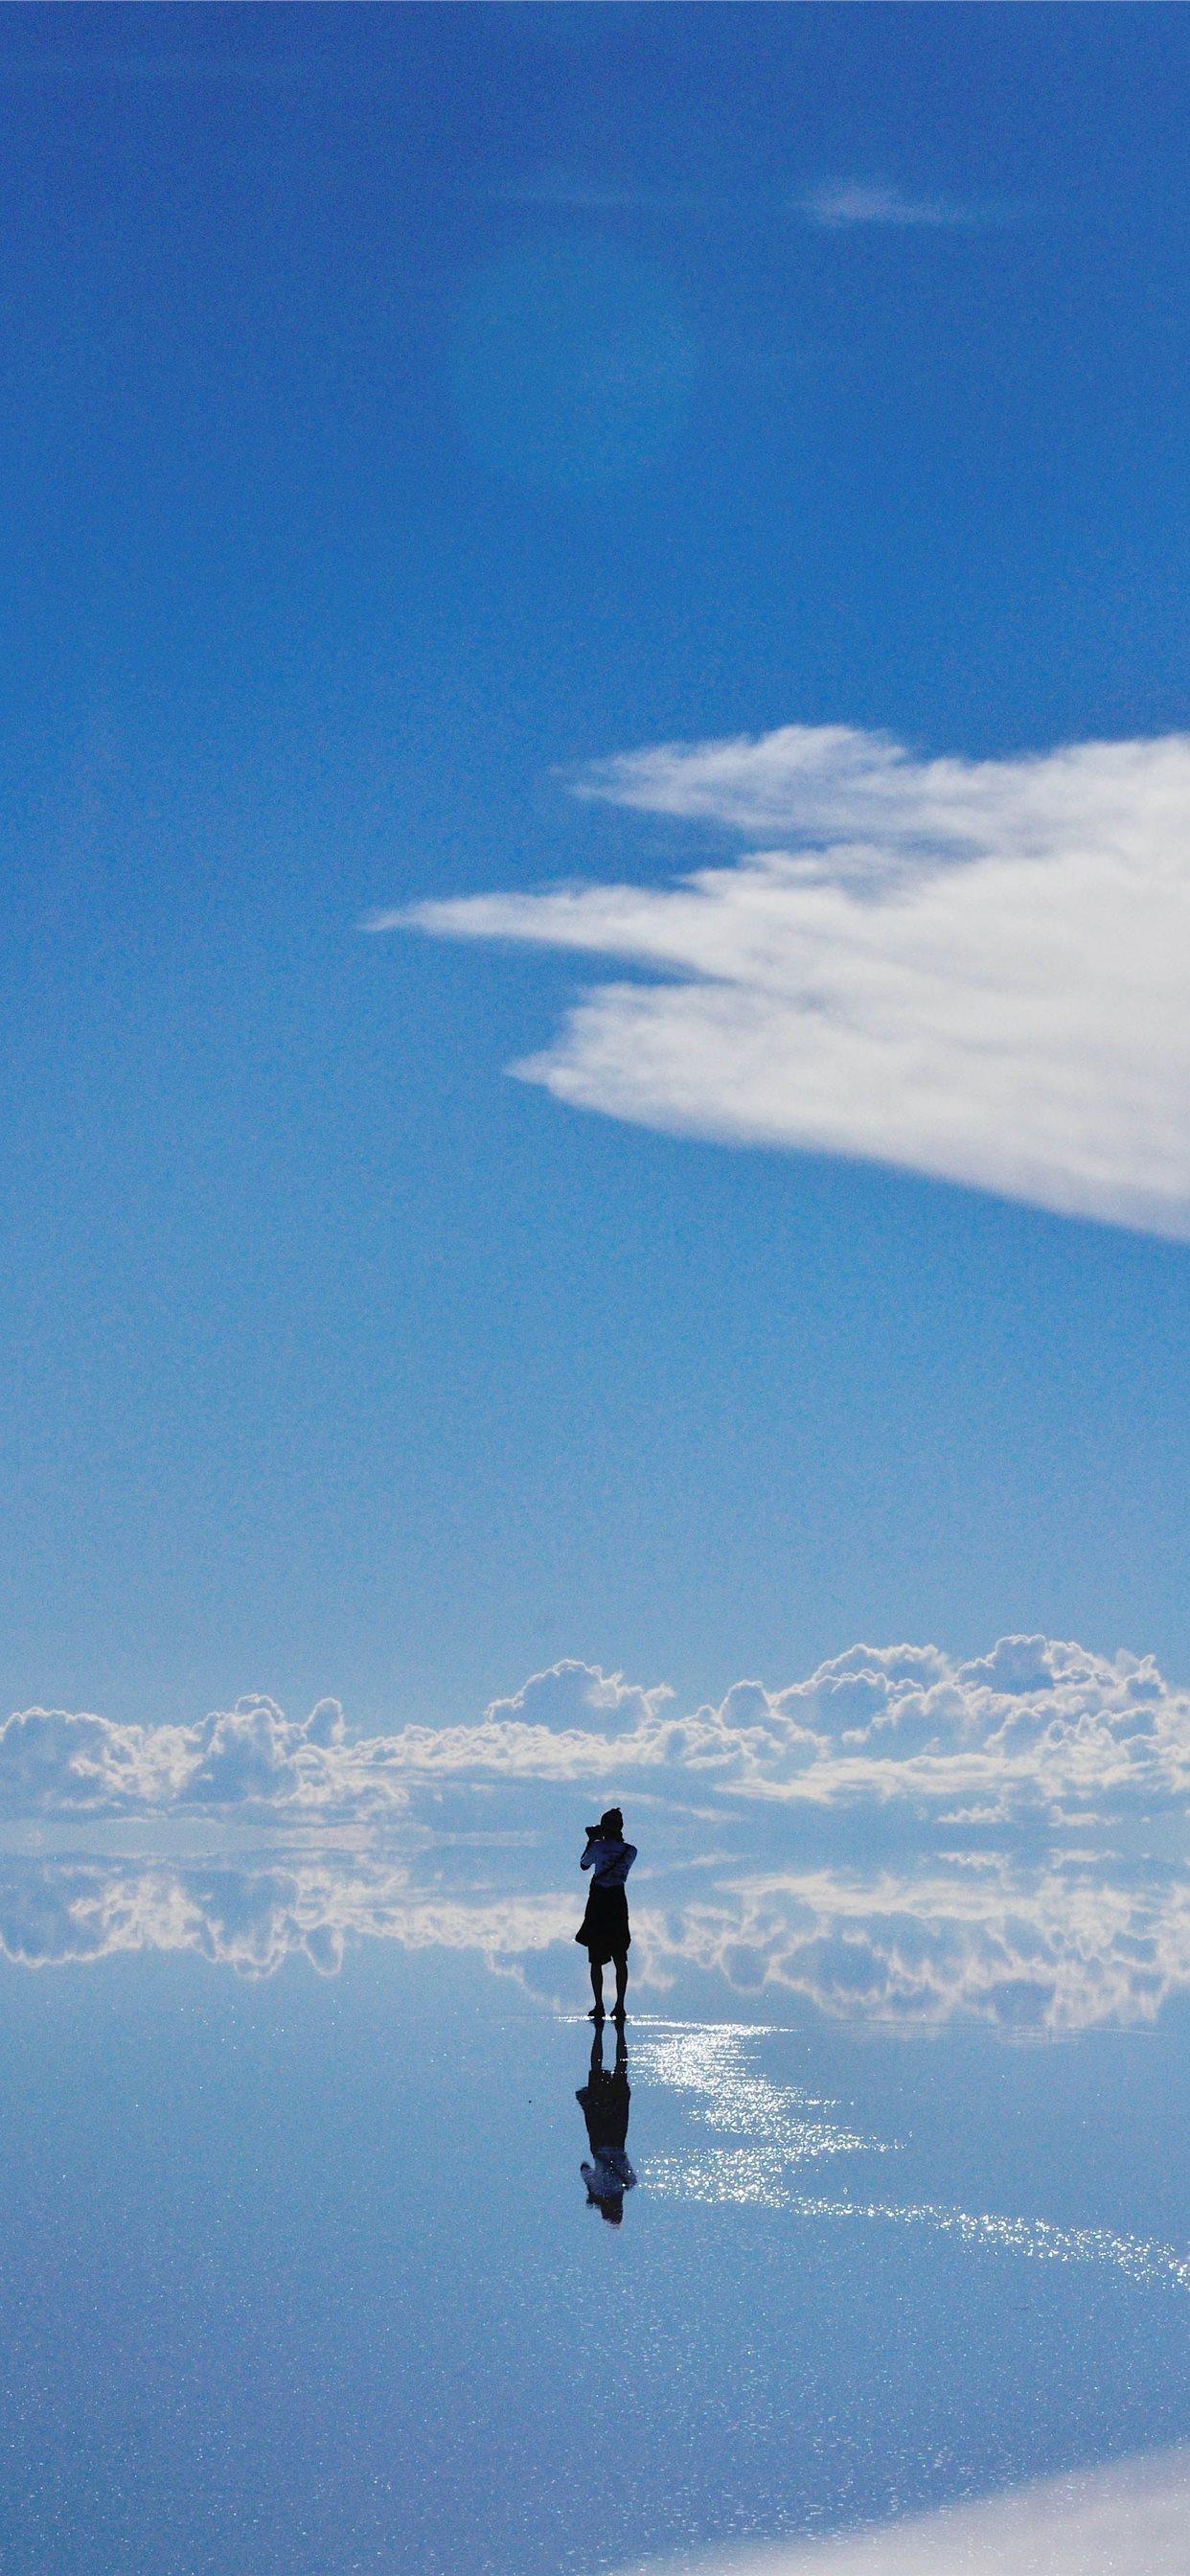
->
[616,2444,1190,2576]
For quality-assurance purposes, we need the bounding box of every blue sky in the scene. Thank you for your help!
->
[2,2,1188,1736]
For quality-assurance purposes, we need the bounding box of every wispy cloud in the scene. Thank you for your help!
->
[4,1635,1187,1830]
[484,171,1011,232]
[381,724,1190,1238]
[797,178,1009,230]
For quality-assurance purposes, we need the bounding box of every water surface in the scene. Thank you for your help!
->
[0,1817,1186,2575]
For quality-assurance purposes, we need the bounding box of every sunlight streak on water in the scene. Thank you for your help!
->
[778,2196,1190,2293]
[633,2021,883,2198]
[635,2019,1190,2292]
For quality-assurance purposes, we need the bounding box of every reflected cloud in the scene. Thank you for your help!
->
[614,2441,1190,2575]
[1,1843,1188,2038]
[0,1849,572,1979]
[629,1855,1190,2032]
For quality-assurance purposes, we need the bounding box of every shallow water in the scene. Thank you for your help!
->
[0,1825,1187,2576]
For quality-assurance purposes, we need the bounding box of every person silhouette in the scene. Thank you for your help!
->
[577,2020,635,2223]
[575,1806,636,2022]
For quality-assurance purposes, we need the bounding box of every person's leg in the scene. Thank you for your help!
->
[612,1951,628,2019]
[588,1960,606,2017]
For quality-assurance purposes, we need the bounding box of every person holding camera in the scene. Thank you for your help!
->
[575,1806,636,2022]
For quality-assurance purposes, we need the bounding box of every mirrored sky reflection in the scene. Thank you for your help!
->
[0,1806,1187,2576]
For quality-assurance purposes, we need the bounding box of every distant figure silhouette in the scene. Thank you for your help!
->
[575,1806,636,2022]
[577,2020,635,2223]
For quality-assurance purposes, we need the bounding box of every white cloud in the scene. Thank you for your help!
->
[615,2444,1190,2576]
[482,1658,672,1739]
[0,1693,408,1821]
[2,1635,1187,1828]
[380,723,1190,1237]
[797,179,1004,229]
[372,1630,1190,1829]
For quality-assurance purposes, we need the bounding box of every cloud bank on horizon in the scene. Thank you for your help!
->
[381,723,1190,1238]
[3,1633,1186,1828]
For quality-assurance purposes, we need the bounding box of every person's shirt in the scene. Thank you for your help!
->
[582,2153,635,2202]
[581,1834,637,1890]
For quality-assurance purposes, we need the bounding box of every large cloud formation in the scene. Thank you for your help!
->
[380,723,1190,1237]
[0,1690,400,1820]
[1,1634,1186,1827]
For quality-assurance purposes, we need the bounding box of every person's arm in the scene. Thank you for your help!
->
[581,1831,603,1873]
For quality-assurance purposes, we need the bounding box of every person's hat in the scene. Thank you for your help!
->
[600,1806,624,1835]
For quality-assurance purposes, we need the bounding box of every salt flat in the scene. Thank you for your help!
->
[0,1819,1186,2576]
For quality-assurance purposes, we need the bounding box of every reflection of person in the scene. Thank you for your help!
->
[577,2020,635,2224]
[575,1807,636,2022]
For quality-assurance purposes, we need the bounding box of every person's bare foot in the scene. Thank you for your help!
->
[611,2006,626,2023]
[587,2006,606,2020]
